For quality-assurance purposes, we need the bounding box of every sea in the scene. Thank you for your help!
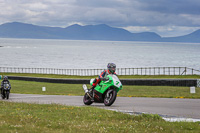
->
[0,38,200,70]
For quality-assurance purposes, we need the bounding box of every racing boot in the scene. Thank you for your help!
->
[89,86,95,101]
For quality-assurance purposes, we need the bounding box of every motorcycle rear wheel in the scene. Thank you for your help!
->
[104,89,117,106]
[83,93,93,105]
[1,90,5,99]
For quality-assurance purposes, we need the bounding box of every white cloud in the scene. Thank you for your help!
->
[0,0,200,36]
[123,25,200,37]
[84,8,127,23]
[180,14,200,25]
[123,26,151,33]
[23,2,48,11]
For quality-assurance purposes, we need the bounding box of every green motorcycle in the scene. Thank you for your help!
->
[83,74,123,106]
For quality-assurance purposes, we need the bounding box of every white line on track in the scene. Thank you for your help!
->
[108,109,200,122]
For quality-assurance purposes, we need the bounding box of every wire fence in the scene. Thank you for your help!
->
[0,67,200,76]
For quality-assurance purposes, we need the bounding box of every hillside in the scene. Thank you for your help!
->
[0,22,199,43]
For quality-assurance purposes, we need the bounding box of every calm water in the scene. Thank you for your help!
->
[0,38,200,70]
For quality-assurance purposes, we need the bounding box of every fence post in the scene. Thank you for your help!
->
[168,67,170,75]
[185,67,187,75]
[174,67,175,75]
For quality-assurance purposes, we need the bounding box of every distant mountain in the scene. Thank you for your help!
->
[0,22,161,41]
[162,29,200,43]
[64,24,134,40]
[0,22,64,39]
[0,22,199,42]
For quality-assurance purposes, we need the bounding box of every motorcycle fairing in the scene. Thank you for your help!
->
[94,74,122,94]
[93,90,104,102]
[94,82,112,94]
[3,83,10,90]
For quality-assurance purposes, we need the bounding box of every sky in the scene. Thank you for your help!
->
[0,0,200,37]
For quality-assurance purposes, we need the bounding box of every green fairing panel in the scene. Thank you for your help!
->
[94,81,113,94]
[94,74,122,94]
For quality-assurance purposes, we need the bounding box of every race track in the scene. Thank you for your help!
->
[5,93,200,120]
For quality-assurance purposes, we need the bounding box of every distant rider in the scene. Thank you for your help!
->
[1,76,11,96]
[89,63,117,98]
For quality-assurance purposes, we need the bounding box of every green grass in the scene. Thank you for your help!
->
[0,101,200,133]
[9,80,200,98]
[1,72,200,79]
[10,80,83,96]
[118,86,200,99]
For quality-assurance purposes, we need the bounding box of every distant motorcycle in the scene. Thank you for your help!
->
[1,83,11,99]
[83,74,122,106]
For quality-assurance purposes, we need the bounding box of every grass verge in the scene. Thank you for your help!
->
[0,101,200,132]
[9,80,200,98]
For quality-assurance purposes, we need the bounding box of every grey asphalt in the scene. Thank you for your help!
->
[5,93,200,119]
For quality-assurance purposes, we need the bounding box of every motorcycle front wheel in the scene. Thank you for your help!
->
[104,89,117,106]
[83,93,93,105]
[6,91,9,99]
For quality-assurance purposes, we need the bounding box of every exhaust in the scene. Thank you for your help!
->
[82,84,88,93]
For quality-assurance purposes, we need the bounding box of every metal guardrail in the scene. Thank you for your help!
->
[8,76,199,87]
[0,67,200,76]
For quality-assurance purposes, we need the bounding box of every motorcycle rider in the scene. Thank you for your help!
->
[88,63,117,100]
[1,76,11,96]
